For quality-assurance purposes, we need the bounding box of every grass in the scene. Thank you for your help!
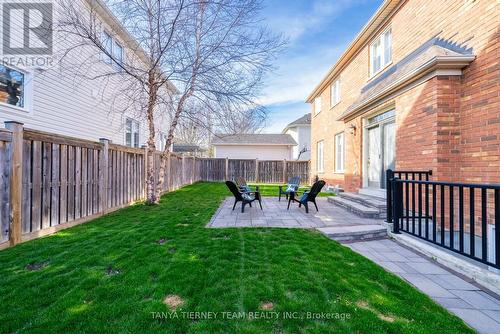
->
[0,182,473,333]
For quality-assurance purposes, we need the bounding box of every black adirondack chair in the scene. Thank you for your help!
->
[288,180,326,213]
[235,177,253,193]
[278,176,301,201]
[225,181,262,213]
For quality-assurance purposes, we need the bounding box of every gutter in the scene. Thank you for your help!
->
[337,55,475,121]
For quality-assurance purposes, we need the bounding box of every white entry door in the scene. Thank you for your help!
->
[365,110,396,189]
[367,126,381,188]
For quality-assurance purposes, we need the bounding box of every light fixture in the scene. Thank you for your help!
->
[349,124,357,135]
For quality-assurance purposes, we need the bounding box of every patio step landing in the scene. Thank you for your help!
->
[317,225,387,242]
[327,193,387,219]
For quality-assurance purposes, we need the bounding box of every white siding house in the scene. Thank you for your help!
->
[283,114,311,161]
[0,0,173,148]
[212,134,297,160]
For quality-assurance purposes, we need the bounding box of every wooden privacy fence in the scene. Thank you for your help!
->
[0,122,310,249]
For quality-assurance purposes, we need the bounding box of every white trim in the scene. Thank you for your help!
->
[330,78,341,108]
[0,64,33,113]
[334,132,345,173]
[370,27,392,77]
[316,140,324,173]
[314,97,322,115]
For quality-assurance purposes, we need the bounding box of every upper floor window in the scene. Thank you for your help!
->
[317,140,324,172]
[102,31,124,71]
[125,118,140,148]
[370,28,392,76]
[330,78,341,107]
[314,97,321,115]
[0,65,25,109]
[334,132,345,173]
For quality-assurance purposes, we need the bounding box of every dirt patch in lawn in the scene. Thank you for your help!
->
[164,295,185,310]
[25,262,48,271]
[260,301,274,310]
[356,300,395,323]
[106,266,121,276]
[157,238,168,245]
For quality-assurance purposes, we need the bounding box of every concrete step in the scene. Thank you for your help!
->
[339,193,386,209]
[328,196,382,219]
[317,225,387,242]
[359,188,386,199]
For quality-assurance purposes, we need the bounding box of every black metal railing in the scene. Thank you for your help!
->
[386,169,433,224]
[391,177,500,269]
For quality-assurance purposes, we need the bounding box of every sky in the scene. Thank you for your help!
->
[259,0,383,133]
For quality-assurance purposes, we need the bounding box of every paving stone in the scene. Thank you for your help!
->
[428,274,479,291]
[450,290,500,311]
[378,261,408,273]
[481,310,500,324]
[448,308,500,334]
[433,297,475,309]
[399,273,455,298]
[408,261,449,275]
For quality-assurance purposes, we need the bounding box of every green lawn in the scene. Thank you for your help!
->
[0,182,472,333]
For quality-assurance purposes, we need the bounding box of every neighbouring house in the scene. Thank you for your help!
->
[282,113,311,161]
[172,144,207,157]
[212,134,297,160]
[307,0,498,195]
[0,0,174,148]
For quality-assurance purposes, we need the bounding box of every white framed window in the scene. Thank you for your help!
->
[317,140,324,172]
[102,31,113,64]
[125,118,140,148]
[330,78,341,107]
[158,132,167,151]
[334,132,345,173]
[0,64,26,109]
[102,31,124,70]
[370,28,392,76]
[314,97,321,115]
[113,41,124,71]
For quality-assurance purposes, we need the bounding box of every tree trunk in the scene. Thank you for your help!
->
[145,70,158,204]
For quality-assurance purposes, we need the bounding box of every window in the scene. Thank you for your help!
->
[314,97,321,115]
[113,41,124,71]
[0,65,25,108]
[317,140,324,172]
[158,132,167,151]
[334,132,345,173]
[102,31,124,70]
[125,118,140,148]
[330,79,341,107]
[102,31,113,64]
[370,28,392,76]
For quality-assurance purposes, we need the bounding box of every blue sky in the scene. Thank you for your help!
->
[259,0,382,133]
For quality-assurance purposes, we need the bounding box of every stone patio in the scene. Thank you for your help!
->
[207,197,384,228]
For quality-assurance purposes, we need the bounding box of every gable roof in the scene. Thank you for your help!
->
[306,0,401,103]
[283,113,311,129]
[212,134,297,146]
[337,38,474,120]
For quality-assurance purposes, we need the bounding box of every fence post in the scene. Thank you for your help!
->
[283,159,287,183]
[142,145,148,199]
[5,121,23,246]
[181,154,186,185]
[225,158,229,181]
[167,153,172,191]
[255,159,259,183]
[99,138,110,213]
[392,178,402,234]
[386,169,394,224]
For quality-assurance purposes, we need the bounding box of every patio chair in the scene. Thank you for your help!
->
[235,176,253,193]
[278,176,301,201]
[225,181,262,213]
[288,180,326,213]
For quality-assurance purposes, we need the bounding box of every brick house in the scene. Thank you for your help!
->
[307,0,499,196]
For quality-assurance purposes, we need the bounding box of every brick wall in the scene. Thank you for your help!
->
[310,0,499,191]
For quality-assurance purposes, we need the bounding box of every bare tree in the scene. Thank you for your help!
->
[58,0,284,203]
